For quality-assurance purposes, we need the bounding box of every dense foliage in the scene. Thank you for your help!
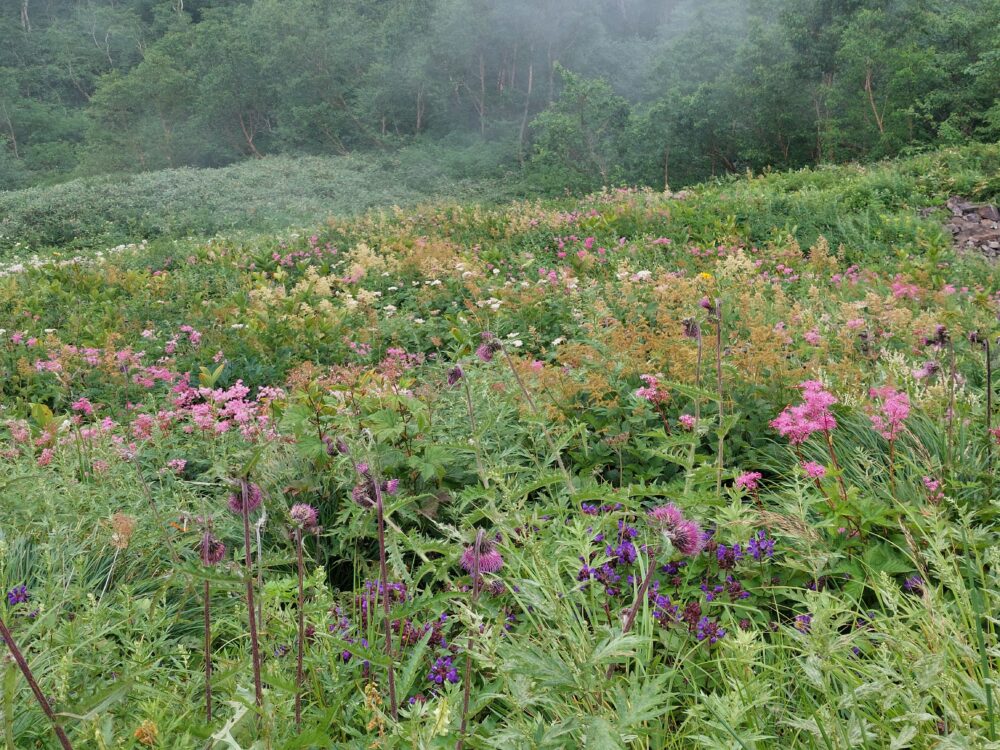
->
[0,144,998,747]
[1,0,998,191]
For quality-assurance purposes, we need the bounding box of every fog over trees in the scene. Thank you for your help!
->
[2,0,998,190]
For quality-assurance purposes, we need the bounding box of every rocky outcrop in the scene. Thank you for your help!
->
[944,196,1000,257]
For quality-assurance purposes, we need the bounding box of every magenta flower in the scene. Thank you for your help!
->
[71,397,95,416]
[734,471,762,491]
[475,332,502,363]
[635,374,670,406]
[678,414,696,430]
[200,532,226,566]
[460,538,504,574]
[227,482,263,514]
[801,461,826,478]
[647,503,704,557]
[770,380,838,445]
[868,386,910,441]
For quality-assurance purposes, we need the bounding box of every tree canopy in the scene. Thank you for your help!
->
[1,0,998,191]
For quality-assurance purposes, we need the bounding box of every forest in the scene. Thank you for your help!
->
[2,0,999,191]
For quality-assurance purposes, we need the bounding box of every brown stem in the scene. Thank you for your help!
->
[295,529,305,732]
[605,548,659,680]
[458,530,485,750]
[715,300,725,496]
[241,481,264,709]
[371,479,398,720]
[0,616,74,750]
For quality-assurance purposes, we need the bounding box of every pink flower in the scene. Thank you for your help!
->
[770,380,838,445]
[37,448,54,467]
[801,461,826,478]
[636,374,670,406]
[132,414,155,440]
[803,329,822,346]
[71,397,95,416]
[167,458,187,474]
[734,471,762,491]
[678,414,696,430]
[460,539,504,574]
[922,476,943,504]
[647,503,704,557]
[868,386,910,441]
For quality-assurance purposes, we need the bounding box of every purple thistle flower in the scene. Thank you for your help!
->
[682,318,701,339]
[903,575,924,595]
[475,332,502,363]
[460,539,504,574]
[447,366,464,386]
[795,614,813,633]
[289,503,319,532]
[200,532,226,566]
[227,482,263,514]
[6,585,29,606]
[647,503,705,557]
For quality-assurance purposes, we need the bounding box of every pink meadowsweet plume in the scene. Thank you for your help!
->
[635,374,670,406]
[770,380,838,445]
[460,538,504,574]
[166,458,187,474]
[922,476,944,504]
[71,397,95,416]
[801,461,826,478]
[868,386,910,441]
[678,414,696,430]
[647,503,704,557]
[734,471,762,491]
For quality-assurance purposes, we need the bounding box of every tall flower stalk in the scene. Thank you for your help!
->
[457,530,503,750]
[370,473,399,720]
[713,298,725,495]
[0,616,74,749]
[199,526,226,721]
[229,478,264,709]
[289,504,318,732]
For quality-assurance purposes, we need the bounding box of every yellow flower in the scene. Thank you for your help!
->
[698,272,714,281]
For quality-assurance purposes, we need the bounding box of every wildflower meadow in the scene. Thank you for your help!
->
[1,144,1000,748]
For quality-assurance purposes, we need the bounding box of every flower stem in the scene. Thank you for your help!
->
[204,579,213,722]
[294,528,305,732]
[714,299,725,496]
[0,616,73,750]
[240,480,264,709]
[458,530,485,750]
[462,374,489,489]
[371,478,398,720]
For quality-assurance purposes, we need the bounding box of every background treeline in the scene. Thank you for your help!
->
[2,0,998,192]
